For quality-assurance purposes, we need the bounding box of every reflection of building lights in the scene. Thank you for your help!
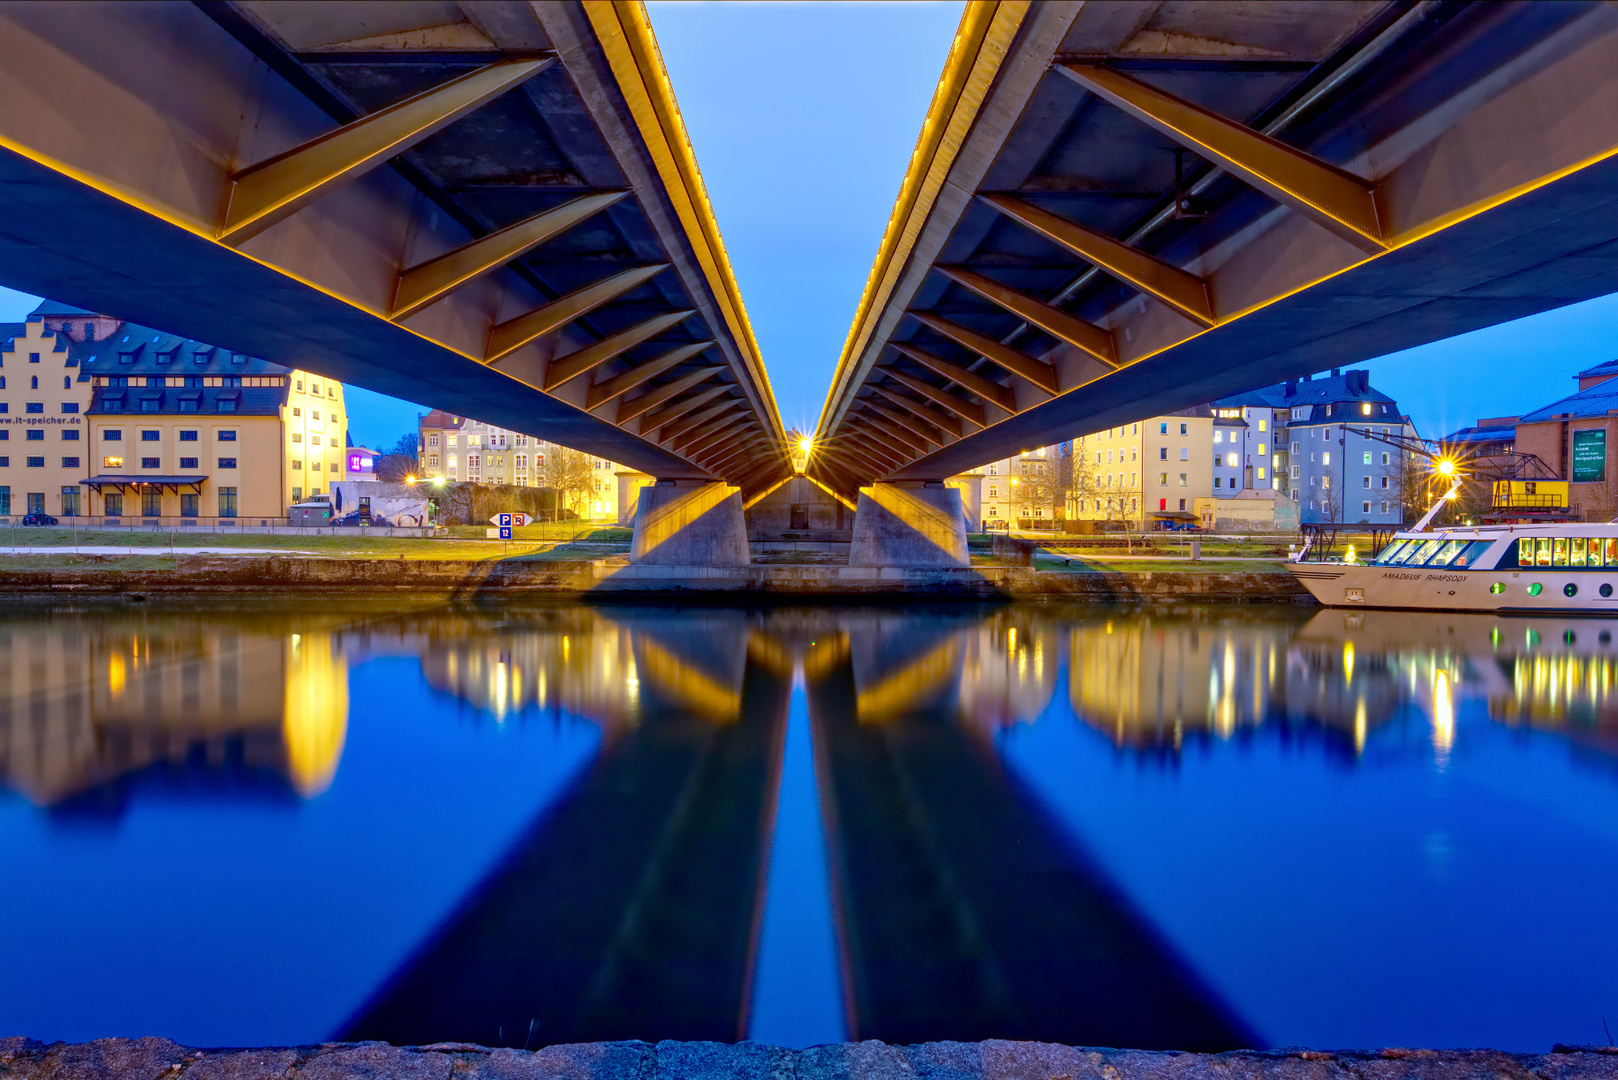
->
[107,652,125,696]
[283,634,349,797]
[1354,698,1367,755]
[1343,641,1355,683]
[1432,669,1454,755]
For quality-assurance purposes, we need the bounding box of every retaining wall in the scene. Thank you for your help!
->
[0,558,1311,601]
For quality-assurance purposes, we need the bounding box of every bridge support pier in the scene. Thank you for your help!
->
[629,480,750,565]
[849,481,969,568]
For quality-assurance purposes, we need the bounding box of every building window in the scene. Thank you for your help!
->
[218,487,237,517]
[25,402,41,414]
[1159,447,1168,460]
[291,487,302,503]
[292,433,302,443]
[141,399,160,413]
[311,461,321,472]
[103,456,123,469]
[1215,477,1222,489]
[311,411,319,421]
[1381,501,1389,514]
[180,430,197,441]
[178,400,197,413]
[292,460,302,471]
[1257,467,1266,480]
[60,456,80,471]
[142,490,161,517]
[181,493,199,517]
[102,492,121,516]
[25,430,41,442]
[61,430,78,442]
[217,457,236,469]
[1323,452,1331,465]
[1363,501,1372,513]
[141,457,159,468]
[427,434,439,447]
[1159,472,1167,485]
[1381,452,1390,465]
[1363,452,1372,465]
[1159,422,1167,434]
[1179,473,1188,486]
[179,457,197,469]
[60,402,78,414]
[104,429,122,441]
[218,400,235,412]
[218,430,237,441]
[311,435,321,446]
[1179,447,1189,460]
[1381,476,1390,489]
[25,457,42,468]
[140,429,159,441]
[1362,476,1371,488]
[29,376,37,390]
[27,352,37,363]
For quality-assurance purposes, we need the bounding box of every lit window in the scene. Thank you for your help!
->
[103,456,123,469]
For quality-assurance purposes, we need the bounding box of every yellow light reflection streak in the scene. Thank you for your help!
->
[283,633,349,797]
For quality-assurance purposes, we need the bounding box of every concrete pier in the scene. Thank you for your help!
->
[5,1038,1616,1080]
[629,481,749,566]
[848,482,968,568]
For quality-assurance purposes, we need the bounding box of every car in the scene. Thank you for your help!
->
[20,513,58,526]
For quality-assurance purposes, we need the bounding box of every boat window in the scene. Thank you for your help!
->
[1536,538,1553,566]
[1517,538,1534,565]
[1450,540,1495,568]
[1589,539,1607,567]
[1607,539,1617,566]
[1405,538,1445,566]
[1374,540,1413,565]
[1572,539,1588,567]
[1554,537,1569,566]
[1427,539,1470,567]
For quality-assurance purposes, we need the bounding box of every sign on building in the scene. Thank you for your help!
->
[1573,428,1607,482]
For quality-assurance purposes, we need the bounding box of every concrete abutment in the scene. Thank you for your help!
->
[848,481,969,568]
[629,480,750,565]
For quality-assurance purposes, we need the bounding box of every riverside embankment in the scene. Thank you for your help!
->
[0,555,1311,601]
[4,1038,1616,1080]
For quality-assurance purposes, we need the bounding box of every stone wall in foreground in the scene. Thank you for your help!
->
[3,1039,1617,1080]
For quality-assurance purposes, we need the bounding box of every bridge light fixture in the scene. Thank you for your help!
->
[1435,458,1456,477]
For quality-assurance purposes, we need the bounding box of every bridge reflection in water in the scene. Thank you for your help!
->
[6,602,1618,1049]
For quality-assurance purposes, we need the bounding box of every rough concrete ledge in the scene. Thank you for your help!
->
[5,1040,1618,1080]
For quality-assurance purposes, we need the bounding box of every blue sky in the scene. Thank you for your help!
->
[1,0,1613,447]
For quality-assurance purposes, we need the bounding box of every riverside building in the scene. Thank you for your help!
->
[5,300,349,524]
[418,408,626,521]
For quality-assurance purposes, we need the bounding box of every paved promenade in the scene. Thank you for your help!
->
[4,1039,1617,1080]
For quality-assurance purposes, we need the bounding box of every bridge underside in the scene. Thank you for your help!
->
[812,1,1618,488]
[0,1,788,488]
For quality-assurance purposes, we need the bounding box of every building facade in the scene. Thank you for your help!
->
[1067,408,1216,527]
[1216,369,1417,525]
[418,409,625,521]
[1514,360,1618,521]
[0,300,349,523]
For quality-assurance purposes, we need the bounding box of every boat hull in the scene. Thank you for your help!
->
[1290,562,1618,612]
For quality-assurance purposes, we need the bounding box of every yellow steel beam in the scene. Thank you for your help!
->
[1060,63,1385,253]
[847,417,919,463]
[675,413,751,455]
[541,310,693,392]
[705,440,764,477]
[981,194,1215,327]
[838,437,906,476]
[486,264,669,364]
[614,366,724,423]
[222,59,552,244]
[586,340,713,411]
[639,383,731,434]
[936,265,1117,366]
[870,383,967,437]
[909,311,1059,396]
[879,368,985,428]
[890,342,1017,413]
[658,398,740,444]
[392,192,629,319]
[860,409,938,453]
[685,420,758,461]
[862,399,952,447]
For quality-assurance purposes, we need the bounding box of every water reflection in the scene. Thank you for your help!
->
[4,601,1618,1052]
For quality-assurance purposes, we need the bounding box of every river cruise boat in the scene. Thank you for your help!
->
[1290,524,1618,612]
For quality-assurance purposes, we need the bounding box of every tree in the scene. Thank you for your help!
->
[375,433,420,483]
[1382,449,1432,523]
[535,444,596,521]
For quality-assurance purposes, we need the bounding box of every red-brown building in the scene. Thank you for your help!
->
[1515,360,1618,521]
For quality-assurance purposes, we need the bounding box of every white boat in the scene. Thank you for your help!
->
[1289,523,1618,612]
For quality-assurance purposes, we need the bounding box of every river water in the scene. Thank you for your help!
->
[2,599,1616,1053]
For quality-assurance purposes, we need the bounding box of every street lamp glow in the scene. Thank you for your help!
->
[405,475,416,484]
[797,436,812,455]
[1435,458,1456,476]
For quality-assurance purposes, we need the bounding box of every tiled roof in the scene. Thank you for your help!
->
[87,386,288,417]
[1578,358,1618,378]
[1215,370,1394,409]
[29,299,97,317]
[1520,382,1618,423]
[420,408,465,430]
[1443,422,1516,444]
[77,323,291,377]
